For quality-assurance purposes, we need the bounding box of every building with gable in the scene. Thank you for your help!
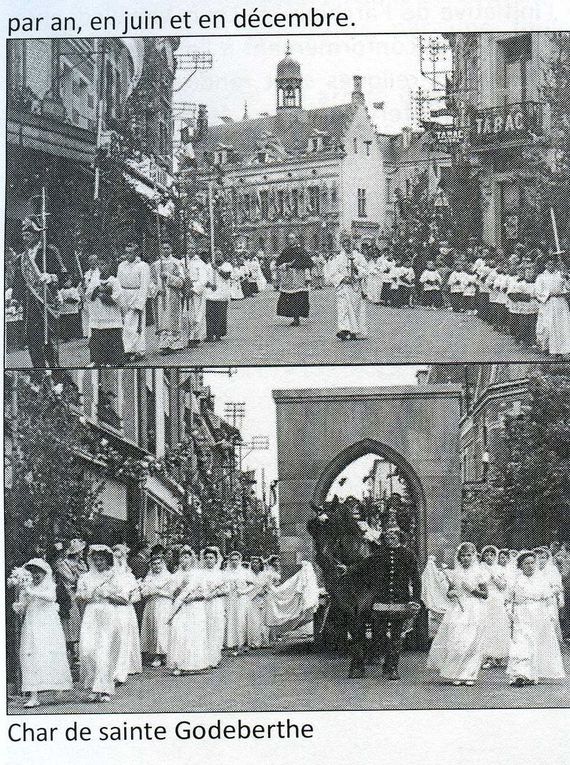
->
[191,44,387,255]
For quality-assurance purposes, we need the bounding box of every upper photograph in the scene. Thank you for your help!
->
[5,32,570,368]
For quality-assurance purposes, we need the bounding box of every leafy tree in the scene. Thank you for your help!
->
[5,371,104,570]
[463,365,570,547]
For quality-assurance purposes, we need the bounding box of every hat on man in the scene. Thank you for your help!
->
[66,538,86,556]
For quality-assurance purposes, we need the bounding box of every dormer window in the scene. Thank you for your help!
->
[214,148,228,165]
[308,136,323,153]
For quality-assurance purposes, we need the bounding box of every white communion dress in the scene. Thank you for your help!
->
[506,571,565,683]
[167,568,209,672]
[17,572,73,693]
[111,564,143,683]
[427,562,489,682]
[140,565,173,656]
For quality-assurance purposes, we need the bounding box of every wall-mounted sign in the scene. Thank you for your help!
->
[471,101,543,149]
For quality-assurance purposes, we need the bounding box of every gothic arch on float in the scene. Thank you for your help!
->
[311,438,428,562]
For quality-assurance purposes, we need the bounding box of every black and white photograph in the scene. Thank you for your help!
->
[4,364,570,713]
[6,32,570,368]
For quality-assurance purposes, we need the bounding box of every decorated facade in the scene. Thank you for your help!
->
[190,45,387,255]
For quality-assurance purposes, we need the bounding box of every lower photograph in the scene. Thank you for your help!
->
[4,363,570,714]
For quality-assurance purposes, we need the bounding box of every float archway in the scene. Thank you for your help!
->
[273,384,463,578]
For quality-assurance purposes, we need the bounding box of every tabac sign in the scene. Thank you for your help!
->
[470,101,543,150]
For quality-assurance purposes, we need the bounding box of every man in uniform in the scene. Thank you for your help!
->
[12,216,67,367]
[349,518,422,679]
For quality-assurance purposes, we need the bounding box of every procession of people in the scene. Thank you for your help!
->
[9,528,568,709]
[9,540,287,707]
[8,216,570,366]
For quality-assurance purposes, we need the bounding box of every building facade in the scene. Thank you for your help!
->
[191,45,387,256]
[444,33,557,247]
[6,37,179,269]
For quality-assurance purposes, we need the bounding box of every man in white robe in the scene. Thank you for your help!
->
[535,257,570,356]
[329,237,368,340]
[185,249,210,345]
[150,241,186,354]
[117,242,151,360]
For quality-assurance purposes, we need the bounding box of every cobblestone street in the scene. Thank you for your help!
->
[6,288,544,368]
[9,645,570,715]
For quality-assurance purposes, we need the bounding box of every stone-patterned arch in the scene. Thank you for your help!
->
[311,437,427,560]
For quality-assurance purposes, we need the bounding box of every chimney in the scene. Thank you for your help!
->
[352,75,365,105]
[416,368,429,386]
[195,104,208,141]
[401,126,413,150]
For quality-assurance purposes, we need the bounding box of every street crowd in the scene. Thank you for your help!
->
[9,541,286,707]
[8,219,570,366]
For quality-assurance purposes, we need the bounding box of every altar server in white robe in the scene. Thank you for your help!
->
[506,551,565,686]
[246,556,271,648]
[77,546,122,702]
[110,544,142,683]
[427,542,489,685]
[117,242,151,360]
[224,551,255,655]
[140,553,173,667]
[201,547,228,668]
[329,236,369,340]
[365,252,384,304]
[185,250,210,344]
[14,559,73,707]
[535,258,570,356]
[479,545,510,667]
[166,549,209,674]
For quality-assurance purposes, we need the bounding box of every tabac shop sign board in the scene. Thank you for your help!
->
[432,128,465,153]
[471,102,543,149]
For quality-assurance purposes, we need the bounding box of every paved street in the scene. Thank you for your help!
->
[9,644,570,714]
[6,287,544,368]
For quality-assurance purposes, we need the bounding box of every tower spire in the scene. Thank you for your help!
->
[243,100,249,120]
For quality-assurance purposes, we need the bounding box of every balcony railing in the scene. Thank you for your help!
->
[470,101,544,150]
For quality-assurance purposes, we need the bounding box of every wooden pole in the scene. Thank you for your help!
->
[550,206,561,253]
[41,186,49,349]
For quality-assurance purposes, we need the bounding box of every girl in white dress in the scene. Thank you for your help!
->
[246,556,271,649]
[111,544,142,684]
[166,549,209,675]
[427,542,489,685]
[230,259,245,300]
[224,551,255,655]
[77,546,122,702]
[534,547,564,641]
[14,559,73,708]
[480,545,510,668]
[140,553,173,667]
[506,551,566,686]
[201,547,228,668]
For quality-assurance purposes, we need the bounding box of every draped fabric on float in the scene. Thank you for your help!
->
[264,561,320,633]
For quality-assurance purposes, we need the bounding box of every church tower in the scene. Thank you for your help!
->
[276,41,302,111]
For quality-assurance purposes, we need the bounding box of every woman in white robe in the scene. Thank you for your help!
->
[14,559,73,707]
[200,547,228,668]
[480,545,510,667]
[506,551,566,686]
[111,544,142,684]
[427,542,489,685]
[534,547,564,641]
[77,546,122,702]
[224,551,255,655]
[140,554,173,667]
[535,259,570,356]
[246,557,271,649]
[166,549,209,674]
[249,256,268,292]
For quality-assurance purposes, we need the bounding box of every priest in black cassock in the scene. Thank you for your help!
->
[276,232,313,326]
